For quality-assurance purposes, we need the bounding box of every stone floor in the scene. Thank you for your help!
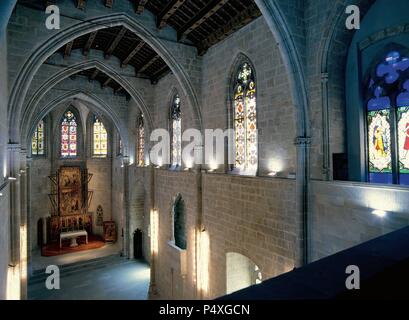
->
[28,255,151,300]
[30,242,122,272]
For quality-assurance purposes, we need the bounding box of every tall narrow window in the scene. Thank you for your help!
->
[32,119,45,156]
[118,138,123,156]
[233,62,257,174]
[137,114,145,167]
[93,116,108,158]
[365,50,409,185]
[61,110,78,158]
[171,94,182,167]
[172,195,186,250]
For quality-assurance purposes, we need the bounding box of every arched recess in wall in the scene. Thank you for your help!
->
[129,179,145,258]
[86,112,111,158]
[21,59,152,151]
[54,106,84,158]
[25,91,126,156]
[172,194,186,250]
[227,53,258,175]
[318,0,376,180]
[254,0,309,138]
[8,13,203,144]
[345,0,409,182]
[226,252,262,295]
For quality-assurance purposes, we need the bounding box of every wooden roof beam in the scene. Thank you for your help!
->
[157,0,187,29]
[90,69,99,80]
[150,64,171,84]
[83,31,97,56]
[138,55,160,74]
[177,0,229,40]
[76,0,86,10]
[135,0,149,14]
[105,27,127,59]
[64,41,74,59]
[198,3,261,55]
[102,77,112,88]
[115,86,124,94]
[121,40,145,68]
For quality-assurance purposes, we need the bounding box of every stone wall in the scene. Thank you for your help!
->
[310,181,409,261]
[201,17,297,176]
[0,32,10,300]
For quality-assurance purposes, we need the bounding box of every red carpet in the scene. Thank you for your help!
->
[41,235,106,257]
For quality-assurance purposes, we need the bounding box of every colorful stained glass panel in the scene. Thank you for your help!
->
[171,95,182,167]
[138,115,145,166]
[233,63,257,174]
[93,117,108,157]
[32,120,45,156]
[368,110,392,178]
[61,111,77,158]
[398,107,409,175]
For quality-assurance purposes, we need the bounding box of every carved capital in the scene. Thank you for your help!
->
[294,136,311,147]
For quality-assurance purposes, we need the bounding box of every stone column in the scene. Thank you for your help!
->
[148,164,158,298]
[321,72,331,180]
[194,144,204,300]
[7,143,21,299]
[26,157,33,278]
[294,136,311,267]
[122,156,130,258]
[19,149,28,300]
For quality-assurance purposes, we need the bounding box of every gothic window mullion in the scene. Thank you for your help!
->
[390,105,400,184]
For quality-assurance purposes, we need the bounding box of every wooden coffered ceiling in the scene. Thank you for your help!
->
[18,0,261,84]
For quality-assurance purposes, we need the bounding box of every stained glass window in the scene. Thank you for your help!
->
[365,51,409,185]
[93,116,108,157]
[171,94,182,167]
[32,120,45,156]
[137,114,145,167]
[61,110,78,158]
[233,62,257,174]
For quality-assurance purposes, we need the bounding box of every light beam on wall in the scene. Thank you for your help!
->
[3,160,6,179]
[150,209,159,255]
[197,229,210,297]
[372,209,387,218]
[269,159,283,176]
[20,225,27,283]
[6,265,20,300]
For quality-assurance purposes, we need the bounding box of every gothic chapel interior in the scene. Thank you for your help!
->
[1,0,409,300]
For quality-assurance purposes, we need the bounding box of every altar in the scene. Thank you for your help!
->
[60,230,88,248]
[45,166,95,253]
